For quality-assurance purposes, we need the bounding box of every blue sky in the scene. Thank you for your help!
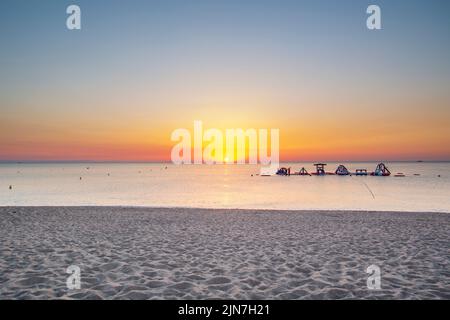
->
[1,0,449,161]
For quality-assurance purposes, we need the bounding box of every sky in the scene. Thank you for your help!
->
[1,0,449,162]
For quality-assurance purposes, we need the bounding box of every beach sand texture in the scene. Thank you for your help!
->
[0,207,449,299]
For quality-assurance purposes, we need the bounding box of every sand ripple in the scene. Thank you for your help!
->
[0,207,449,299]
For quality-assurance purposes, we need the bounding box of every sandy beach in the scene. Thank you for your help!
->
[0,207,449,300]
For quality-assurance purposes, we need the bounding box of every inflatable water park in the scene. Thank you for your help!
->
[272,163,404,177]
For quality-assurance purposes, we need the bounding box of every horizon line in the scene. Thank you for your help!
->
[1,159,449,164]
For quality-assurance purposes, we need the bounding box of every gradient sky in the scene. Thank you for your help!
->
[1,0,449,161]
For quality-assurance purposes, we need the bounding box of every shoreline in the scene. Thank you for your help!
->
[1,206,449,215]
[1,207,449,300]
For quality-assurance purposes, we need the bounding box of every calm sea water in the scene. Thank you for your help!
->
[0,162,449,212]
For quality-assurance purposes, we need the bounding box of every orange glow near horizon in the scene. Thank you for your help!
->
[1,73,450,162]
[1,113,450,162]
[2,1,450,162]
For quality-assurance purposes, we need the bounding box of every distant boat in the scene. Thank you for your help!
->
[260,166,278,176]
[260,173,272,177]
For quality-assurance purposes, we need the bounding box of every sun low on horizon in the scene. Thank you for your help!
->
[1,0,450,304]
[1,0,450,162]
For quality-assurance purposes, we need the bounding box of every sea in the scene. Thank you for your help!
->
[0,162,449,212]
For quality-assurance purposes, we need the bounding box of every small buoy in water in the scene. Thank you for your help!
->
[438,175,441,177]
[9,185,12,190]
